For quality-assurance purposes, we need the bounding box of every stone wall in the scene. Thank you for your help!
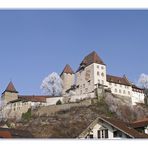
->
[32,99,92,117]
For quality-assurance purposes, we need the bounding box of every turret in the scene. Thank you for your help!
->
[1,81,18,105]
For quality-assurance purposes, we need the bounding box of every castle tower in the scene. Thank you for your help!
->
[1,81,18,105]
[60,64,75,94]
[75,51,107,94]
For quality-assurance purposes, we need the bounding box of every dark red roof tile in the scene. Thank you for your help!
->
[60,64,74,76]
[77,51,105,72]
[107,74,131,86]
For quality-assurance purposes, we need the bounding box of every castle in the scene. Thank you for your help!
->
[60,51,144,105]
[0,51,145,120]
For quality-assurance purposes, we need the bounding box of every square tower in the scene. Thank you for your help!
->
[75,51,107,95]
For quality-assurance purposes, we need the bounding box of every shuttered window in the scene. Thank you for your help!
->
[105,129,108,138]
[98,130,100,138]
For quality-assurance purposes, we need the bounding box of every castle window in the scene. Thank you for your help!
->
[85,88,88,92]
[119,89,121,93]
[97,65,99,69]
[128,91,130,95]
[101,72,104,77]
[97,71,99,76]
[102,80,104,85]
[98,79,100,84]
[109,83,112,86]
[115,83,117,86]
[115,89,117,92]
[101,66,104,70]
[83,84,85,88]
[123,90,126,94]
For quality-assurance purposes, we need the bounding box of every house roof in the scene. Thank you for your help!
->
[0,128,33,138]
[18,95,50,103]
[101,117,148,138]
[60,64,74,76]
[107,75,131,86]
[132,84,144,92]
[78,116,148,138]
[130,118,148,128]
[2,81,18,94]
[76,51,105,72]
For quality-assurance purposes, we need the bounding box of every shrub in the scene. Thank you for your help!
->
[21,108,31,122]
[56,100,62,105]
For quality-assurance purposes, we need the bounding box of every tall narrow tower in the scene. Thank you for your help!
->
[60,64,75,94]
[1,81,18,105]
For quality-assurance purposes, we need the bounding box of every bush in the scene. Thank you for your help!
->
[56,100,62,105]
[21,108,31,122]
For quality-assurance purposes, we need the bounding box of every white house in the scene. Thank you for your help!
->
[78,116,148,139]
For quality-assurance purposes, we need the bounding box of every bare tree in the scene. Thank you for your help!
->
[138,73,148,105]
[138,73,148,89]
[40,72,63,96]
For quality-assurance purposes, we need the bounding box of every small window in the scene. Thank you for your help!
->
[115,83,117,86]
[109,83,112,86]
[128,91,130,95]
[119,89,121,93]
[83,84,85,88]
[123,90,126,94]
[97,65,99,69]
[89,134,93,139]
[101,66,104,70]
[85,88,88,92]
[98,79,100,83]
[101,72,104,77]
[97,71,99,76]
[98,130,100,138]
[102,80,104,84]
[115,89,117,92]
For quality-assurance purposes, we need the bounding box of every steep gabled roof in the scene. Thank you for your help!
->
[60,64,74,76]
[107,74,131,86]
[2,81,18,94]
[77,51,105,72]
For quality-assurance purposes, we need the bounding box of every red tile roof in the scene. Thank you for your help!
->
[60,64,74,76]
[18,95,50,103]
[2,81,18,94]
[0,128,33,138]
[77,51,105,72]
[107,74,131,86]
[130,118,148,128]
[132,85,144,93]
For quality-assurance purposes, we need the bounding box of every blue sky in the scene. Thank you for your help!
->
[0,10,148,95]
